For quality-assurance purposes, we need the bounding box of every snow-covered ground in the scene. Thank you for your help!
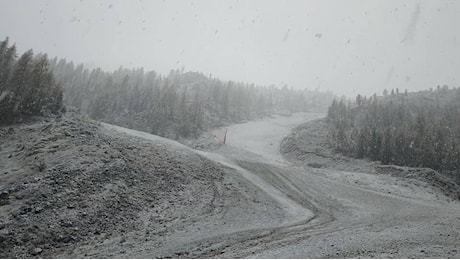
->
[103,113,325,227]
[104,112,460,258]
[4,112,458,258]
[212,113,324,164]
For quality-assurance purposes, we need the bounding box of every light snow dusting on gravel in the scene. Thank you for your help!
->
[2,112,460,258]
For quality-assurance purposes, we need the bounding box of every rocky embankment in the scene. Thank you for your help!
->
[0,114,227,257]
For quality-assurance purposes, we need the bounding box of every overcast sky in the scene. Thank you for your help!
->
[0,0,459,96]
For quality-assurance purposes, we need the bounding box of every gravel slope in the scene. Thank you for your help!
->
[0,115,286,258]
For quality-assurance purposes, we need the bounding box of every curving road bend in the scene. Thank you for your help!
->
[202,112,460,258]
[106,113,460,258]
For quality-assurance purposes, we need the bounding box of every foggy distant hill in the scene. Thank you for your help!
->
[50,58,334,140]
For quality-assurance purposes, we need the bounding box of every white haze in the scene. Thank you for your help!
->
[0,0,459,97]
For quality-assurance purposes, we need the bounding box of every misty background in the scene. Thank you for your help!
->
[0,0,459,96]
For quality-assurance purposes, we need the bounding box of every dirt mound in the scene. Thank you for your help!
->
[375,165,460,200]
[280,117,377,173]
[0,115,225,258]
[281,117,460,201]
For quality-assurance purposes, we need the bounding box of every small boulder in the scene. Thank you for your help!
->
[31,247,43,255]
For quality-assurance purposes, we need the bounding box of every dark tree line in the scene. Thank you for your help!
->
[50,58,334,139]
[0,38,63,124]
[328,87,460,174]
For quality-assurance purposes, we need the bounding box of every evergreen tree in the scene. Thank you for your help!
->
[326,87,460,175]
[0,39,63,124]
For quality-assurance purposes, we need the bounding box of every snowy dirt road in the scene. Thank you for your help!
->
[104,113,460,258]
